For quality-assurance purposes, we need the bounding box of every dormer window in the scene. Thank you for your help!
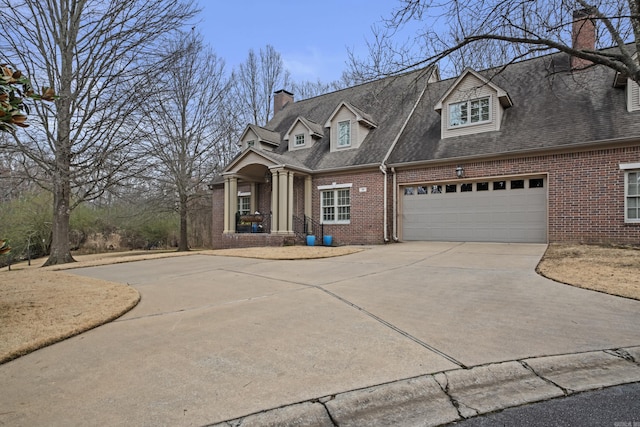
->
[449,97,490,127]
[435,69,511,139]
[295,133,305,146]
[338,120,351,147]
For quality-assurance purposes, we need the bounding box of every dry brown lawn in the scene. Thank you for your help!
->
[537,243,640,301]
[1,243,638,364]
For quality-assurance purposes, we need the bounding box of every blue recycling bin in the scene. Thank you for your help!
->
[323,235,333,246]
[306,235,316,246]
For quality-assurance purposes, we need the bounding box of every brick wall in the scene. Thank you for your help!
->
[312,170,387,245]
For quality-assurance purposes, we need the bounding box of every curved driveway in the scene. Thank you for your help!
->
[2,242,640,426]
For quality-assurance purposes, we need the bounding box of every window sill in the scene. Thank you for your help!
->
[447,120,492,130]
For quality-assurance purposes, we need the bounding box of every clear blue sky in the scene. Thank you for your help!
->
[195,1,413,83]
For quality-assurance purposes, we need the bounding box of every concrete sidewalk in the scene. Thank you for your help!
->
[1,242,640,426]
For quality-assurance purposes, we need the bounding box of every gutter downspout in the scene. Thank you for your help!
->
[380,164,389,242]
[391,167,397,242]
[379,72,432,243]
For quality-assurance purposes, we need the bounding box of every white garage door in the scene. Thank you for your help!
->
[402,177,547,243]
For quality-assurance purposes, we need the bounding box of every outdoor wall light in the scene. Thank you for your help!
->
[456,165,464,178]
[264,170,271,183]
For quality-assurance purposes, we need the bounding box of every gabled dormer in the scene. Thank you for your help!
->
[324,101,377,152]
[284,116,324,151]
[238,124,281,152]
[434,68,513,139]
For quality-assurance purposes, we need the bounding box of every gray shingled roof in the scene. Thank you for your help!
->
[234,48,639,175]
[247,124,280,146]
[266,68,434,170]
[296,116,324,138]
[387,52,640,165]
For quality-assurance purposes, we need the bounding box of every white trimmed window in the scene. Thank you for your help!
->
[338,120,351,147]
[320,187,351,224]
[449,97,490,127]
[625,170,640,222]
[247,140,255,148]
[238,195,251,216]
[295,133,305,146]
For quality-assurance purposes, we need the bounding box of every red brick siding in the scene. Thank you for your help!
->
[313,170,387,245]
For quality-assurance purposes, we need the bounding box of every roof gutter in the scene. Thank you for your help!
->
[380,73,432,243]
[386,136,640,170]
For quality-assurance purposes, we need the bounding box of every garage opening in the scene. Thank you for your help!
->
[401,177,547,243]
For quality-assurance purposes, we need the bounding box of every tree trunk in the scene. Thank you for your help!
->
[177,194,189,251]
[43,166,75,265]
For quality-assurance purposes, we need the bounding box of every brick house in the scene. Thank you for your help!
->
[211,20,640,249]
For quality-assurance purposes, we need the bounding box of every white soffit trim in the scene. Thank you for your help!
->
[317,183,353,190]
[619,162,640,170]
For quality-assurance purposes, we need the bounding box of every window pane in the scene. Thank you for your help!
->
[480,98,490,121]
[629,197,637,208]
[511,180,525,189]
[445,184,457,193]
[295,134,305,145]
[628,207,638,219]
[417,186,428,194]
[404,187,415,195]
[449,102,467,126]
[529,178,544,188]
[338,121,351,146]
[493,181,506,190]
[629,173,639,196]
[477,182,489,191]
[461,183,473,192]
[323,207,335,221]
[338,206,350,221]
[337,189,350,206]
[470,97,490,123]
[431,185,442,194]
[238,196,251,215]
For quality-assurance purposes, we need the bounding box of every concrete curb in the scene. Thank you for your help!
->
[210,346,640,427]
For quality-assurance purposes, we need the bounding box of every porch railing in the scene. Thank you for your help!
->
[293,215,324,242]
[235,212,271,234]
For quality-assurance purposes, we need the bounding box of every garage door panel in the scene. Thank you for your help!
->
[402,179,547,243]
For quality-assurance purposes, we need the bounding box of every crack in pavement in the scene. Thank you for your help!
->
[215,244,469,369]
[605,348,638,366]
[519,360,571,396]
[215,269,467,369]
[434,372,469,420]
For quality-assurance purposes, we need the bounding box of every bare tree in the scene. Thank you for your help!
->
[140,31,232,251]
[350,1,640,81]
[0,0,197,265]
[344,24,422,84]
[290,78,346,100]
[235,45,290,125]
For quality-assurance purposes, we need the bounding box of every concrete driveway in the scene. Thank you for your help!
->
[2,242,640,426]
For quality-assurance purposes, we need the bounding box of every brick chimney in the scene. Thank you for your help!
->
[273,89,294,116]
[571,8,596,70]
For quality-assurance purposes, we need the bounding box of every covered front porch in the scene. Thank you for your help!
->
[216,149,323,248]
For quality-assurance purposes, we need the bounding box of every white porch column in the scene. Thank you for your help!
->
[278,169,288,233]
[228,176,238,233]
[287,171,294,233]
[223,176,230,233]
[271,168,279,232]
[304,175,312,234]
